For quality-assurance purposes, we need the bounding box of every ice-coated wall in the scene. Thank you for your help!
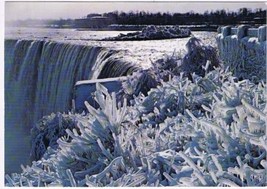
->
[74,77,127,113]
[216,25,266,81]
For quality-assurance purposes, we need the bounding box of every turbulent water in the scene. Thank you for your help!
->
[5,27,216,174]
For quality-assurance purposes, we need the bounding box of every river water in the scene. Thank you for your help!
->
[5,27,217,68]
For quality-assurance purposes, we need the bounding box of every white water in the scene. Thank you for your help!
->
[5,27,217,174]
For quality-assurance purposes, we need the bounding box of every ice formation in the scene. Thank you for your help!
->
[5,31,266,186]
[5,63,266,186]
[30,113,77,161]
[151,37,220,80]
[216,25,266,82]
[103,25,191,41]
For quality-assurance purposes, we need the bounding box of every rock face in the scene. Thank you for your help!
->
[103,25,191,41]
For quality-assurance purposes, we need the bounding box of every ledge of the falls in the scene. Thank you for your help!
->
[4,39,141,174]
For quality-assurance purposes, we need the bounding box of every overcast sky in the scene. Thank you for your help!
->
[5,1,266,21]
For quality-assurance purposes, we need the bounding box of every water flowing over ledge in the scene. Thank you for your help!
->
[6,39,139,128]
[5,39,139,174]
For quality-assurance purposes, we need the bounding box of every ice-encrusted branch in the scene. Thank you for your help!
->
[66,169,77,187]
[178,151,208,186]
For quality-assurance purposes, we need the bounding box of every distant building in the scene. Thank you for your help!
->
[87,13,102,18]
[74,14,114,28]
[254,17,266,25]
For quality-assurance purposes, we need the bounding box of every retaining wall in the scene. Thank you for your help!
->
[74,77,127,113]
[216,25,266,81]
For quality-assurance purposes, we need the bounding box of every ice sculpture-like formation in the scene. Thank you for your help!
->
[103,25,191,41]
[6,67,266,186]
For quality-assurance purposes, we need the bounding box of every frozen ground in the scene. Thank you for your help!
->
[5,27,217,69]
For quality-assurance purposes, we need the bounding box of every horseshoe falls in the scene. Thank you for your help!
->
[5,39,138,174]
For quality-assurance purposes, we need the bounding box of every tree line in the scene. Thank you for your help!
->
[102,8,266,25]
[6,8,266,28]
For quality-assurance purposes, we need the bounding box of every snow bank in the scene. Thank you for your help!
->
[216,25,266,81]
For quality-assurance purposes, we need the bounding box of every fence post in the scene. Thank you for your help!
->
[237,25,250,40]
[222,26,231,37]
[258,25,266,42]
[217,26,222,33]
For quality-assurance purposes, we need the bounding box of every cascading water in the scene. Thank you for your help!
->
[5,39,139,174]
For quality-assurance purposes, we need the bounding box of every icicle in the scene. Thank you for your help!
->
[179,151,208,185]
[211,155,223,172]
[5,174,16,186]
[66,169,77,187]
[241,99,266,120]
[97,138,114,161]
[127,175,146,187]
[218,178,240,187]
[163,172,179,185]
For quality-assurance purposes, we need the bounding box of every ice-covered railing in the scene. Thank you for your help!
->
[217,25,266,40]
[216,25,266,82]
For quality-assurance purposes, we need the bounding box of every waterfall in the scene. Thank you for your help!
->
[5,39,139,174]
